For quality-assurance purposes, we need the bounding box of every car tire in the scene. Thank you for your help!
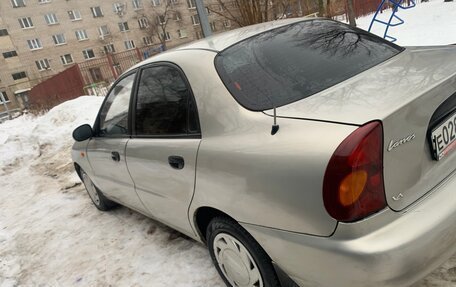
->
[81,170,117,211]
[206,217,281,287]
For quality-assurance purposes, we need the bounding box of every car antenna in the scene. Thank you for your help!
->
[271,106,279,135]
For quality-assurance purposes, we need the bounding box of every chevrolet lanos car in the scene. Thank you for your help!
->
[72,18,456,287]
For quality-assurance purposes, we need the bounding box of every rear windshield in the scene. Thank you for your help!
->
[215,19,403,111]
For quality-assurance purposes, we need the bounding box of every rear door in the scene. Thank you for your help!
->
[126,63,201,234]
[87,71,147,213]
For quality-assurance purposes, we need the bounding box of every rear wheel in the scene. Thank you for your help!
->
[81,170,117,211]
[206,217,281,287]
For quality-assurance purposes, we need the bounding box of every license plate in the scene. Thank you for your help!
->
[431,110,456,160]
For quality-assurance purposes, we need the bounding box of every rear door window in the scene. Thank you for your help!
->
[215,19,403,111]
[134,64,200,136]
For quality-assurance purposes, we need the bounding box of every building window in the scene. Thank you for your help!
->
[151,0,160,6]
[210,22,216,32]
[177,29,187,38]
[11,0,26,8]
[195,30,203,39]
[0,29,8,36]
[187,0,196,9]
[157,15,166,25]
[52,34,66,45]
[68,10,82,21]
[91,6,103,17]
[12,71,27,80]
[27,38,42,50]
[60,54,73,65]
[161,32,171,41]
[0,92,10,103]
[218,4,224,12]
[118,22,129,32]
[124,40,135,50]
[223,19,231,29]
[98,25,110,37]
[191,15,199,25]
[132,0,142,9]
[36,59,50,71]
[143,36,153,46]
[19,17,34,29]
[38,0,51,4]
[113,3,124,13]
[103,44,115,53]
[83,49,95,60]
[205,7,210,15]
[3,51,18,59]
[75,30,88,41]
[174,11,181,21]
[44,13,58,25]
[138,17,148,29]
[170,0,179,4]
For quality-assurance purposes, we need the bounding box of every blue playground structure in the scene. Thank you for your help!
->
[368,0,416,42]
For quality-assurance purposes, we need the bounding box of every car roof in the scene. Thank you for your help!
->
[173,17,314,52]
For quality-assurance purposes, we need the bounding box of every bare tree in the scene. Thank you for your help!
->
[346,0,356,27]
[143,0,177,51]
[207,0,296,27]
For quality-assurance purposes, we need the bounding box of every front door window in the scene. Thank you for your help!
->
[98,73,135,136]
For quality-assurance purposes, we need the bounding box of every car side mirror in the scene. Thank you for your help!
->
[73,124,94,142]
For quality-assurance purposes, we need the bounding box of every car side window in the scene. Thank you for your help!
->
[135,65,200,136]
[98,73,136,137]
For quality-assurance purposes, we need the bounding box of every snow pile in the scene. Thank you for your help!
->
[0,96,223,286]
[0,96,103,174]
[357,0,456,46]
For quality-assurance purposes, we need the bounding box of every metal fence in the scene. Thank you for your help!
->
[28,65,85,110]
[28,46,159,109]
[78,46,155,97]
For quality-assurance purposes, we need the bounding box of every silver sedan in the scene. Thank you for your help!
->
[72,18,456,287]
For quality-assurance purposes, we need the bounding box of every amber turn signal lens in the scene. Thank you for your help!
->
[339,170,368,207]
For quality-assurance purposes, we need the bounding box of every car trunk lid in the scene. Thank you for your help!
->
[266,46,456,211]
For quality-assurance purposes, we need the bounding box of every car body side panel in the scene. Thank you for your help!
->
[155,50,354,236]
[72,140,92,178]
[85,138,148,213]
[192,117,355,236]
[125,138,201,237]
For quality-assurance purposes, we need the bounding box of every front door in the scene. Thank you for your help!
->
[126,64,201,235]
[87,71,147,213]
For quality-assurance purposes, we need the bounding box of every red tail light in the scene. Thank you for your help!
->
[323,121,386,222]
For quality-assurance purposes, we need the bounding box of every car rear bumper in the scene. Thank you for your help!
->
[241,169,456,287]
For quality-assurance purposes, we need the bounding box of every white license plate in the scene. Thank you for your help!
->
[432,110,456,160]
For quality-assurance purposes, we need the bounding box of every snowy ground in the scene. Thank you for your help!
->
[0,97,223,286]
[357,0,456,46]
[1,1,456,286]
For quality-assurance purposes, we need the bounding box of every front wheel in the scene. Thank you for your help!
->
[81,170,117,211]
[206,217,281,287]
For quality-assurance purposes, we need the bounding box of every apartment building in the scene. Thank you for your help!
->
[0,0,235,113]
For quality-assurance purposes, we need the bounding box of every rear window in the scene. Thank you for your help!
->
[215,19,403,111]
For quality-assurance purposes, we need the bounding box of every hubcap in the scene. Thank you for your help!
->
[82,172,100,206]
[213,233,263,287]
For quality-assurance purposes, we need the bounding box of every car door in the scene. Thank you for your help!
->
[126,63,201,235]
[86,71,147,213]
